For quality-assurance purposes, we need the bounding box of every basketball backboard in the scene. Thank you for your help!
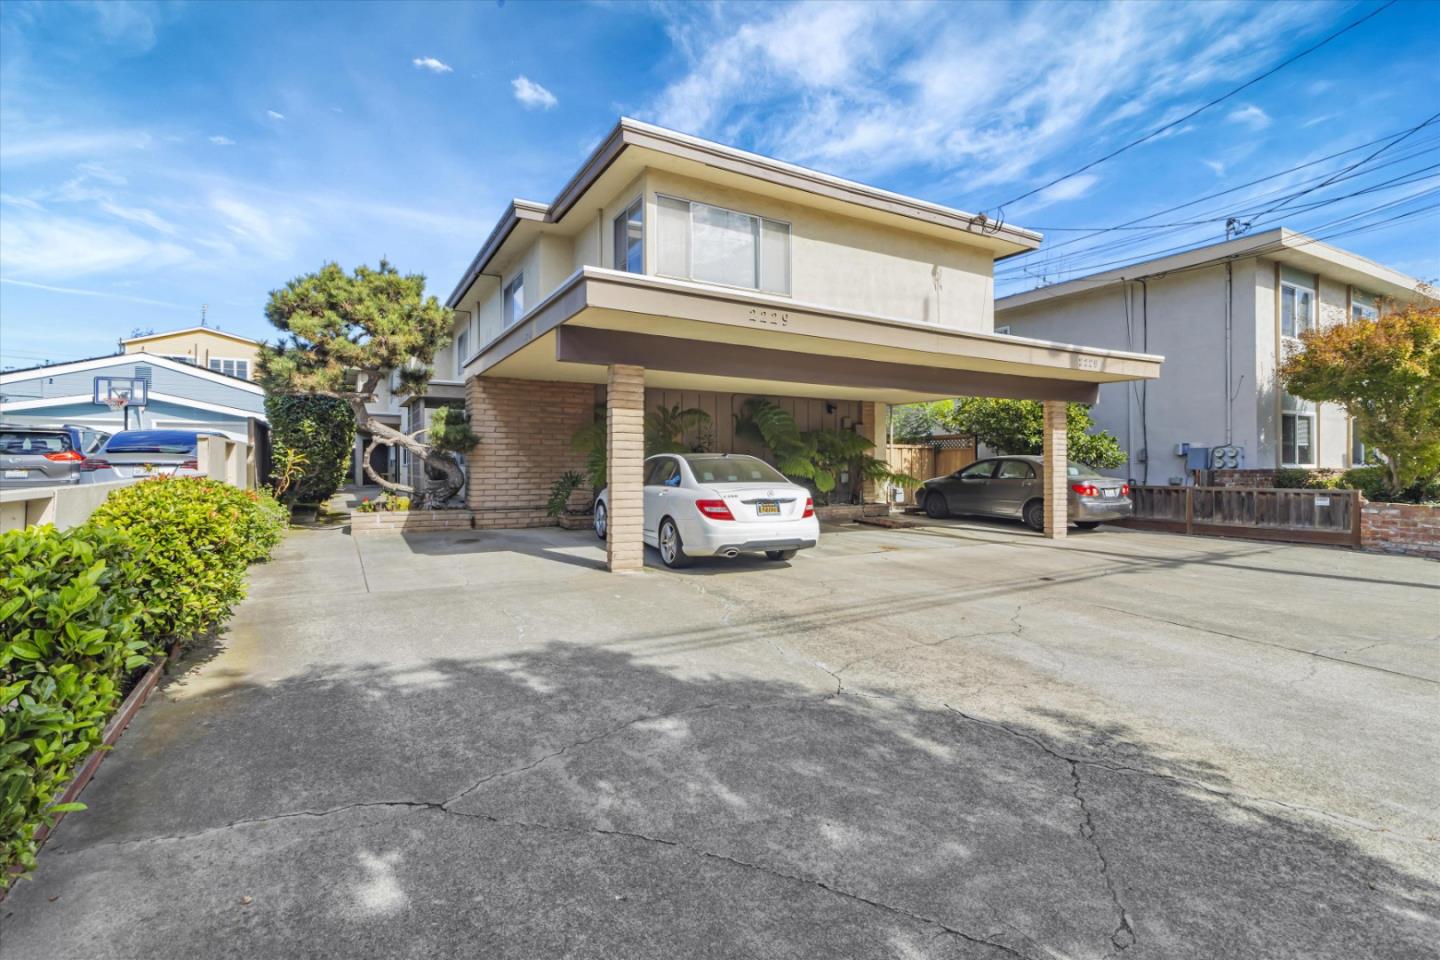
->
[93,376,149,409]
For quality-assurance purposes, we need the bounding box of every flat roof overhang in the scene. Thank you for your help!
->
[466,268,1163,406]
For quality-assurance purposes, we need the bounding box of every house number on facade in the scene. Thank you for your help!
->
[747,308,790,327]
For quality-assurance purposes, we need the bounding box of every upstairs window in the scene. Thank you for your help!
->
[1280,280,1314,342]
[503,274,525,328]
[1351,288,1379,322]
[613,198,643,273]
[454,329,469,378]
[656,195,790,295]
[209,357,249,379]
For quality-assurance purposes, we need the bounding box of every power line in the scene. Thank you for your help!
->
[988,0,1399,214]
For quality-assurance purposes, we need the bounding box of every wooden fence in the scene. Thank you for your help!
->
[1119,485,1362,546]
[886,442,976,483]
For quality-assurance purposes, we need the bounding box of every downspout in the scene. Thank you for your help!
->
[1139,278,1150,485]
[1224,262,1234,445]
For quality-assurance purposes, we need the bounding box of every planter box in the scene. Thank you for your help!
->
[556,513,594,531]
[350,509,477,534]
[1362,500,1440,560]
[812,502,890,522]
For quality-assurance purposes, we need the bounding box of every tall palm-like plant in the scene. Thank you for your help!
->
[735,397,915,503]
[571,403,713,488]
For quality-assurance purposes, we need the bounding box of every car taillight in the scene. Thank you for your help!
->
[179,459,198,470]
[1121,484,1130,496]
[802,497,814,519]
[1071,483,1099,497]
[695,499,735,521]
[43,450,85,462]
[79,458,110,472]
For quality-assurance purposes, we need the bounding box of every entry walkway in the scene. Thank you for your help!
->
[3,522,1437,959]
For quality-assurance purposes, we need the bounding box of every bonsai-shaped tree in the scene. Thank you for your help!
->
[258,260,476,507]
[1280,300,1440,494]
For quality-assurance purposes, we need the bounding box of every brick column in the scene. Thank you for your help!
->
[857,401,890,503]
[1041,399,1068,539]
[606,364,646,572]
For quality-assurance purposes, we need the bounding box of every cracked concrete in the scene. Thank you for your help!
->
[3,517,1438,959]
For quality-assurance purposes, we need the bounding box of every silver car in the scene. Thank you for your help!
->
[0,423,109,487]
[915,455,1132,531]
[82,430,210,484]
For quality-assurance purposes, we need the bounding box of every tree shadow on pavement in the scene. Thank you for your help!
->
[6,643,1437,960]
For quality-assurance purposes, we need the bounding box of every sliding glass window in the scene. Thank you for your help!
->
[656,195,790,295]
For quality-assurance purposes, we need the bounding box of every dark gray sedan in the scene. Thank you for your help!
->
[915,455,1131,531]
[1,423,109,487]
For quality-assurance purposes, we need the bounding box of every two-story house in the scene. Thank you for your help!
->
[996,229,1436,483]
[444,118,1164,570]
[121,325,262,380]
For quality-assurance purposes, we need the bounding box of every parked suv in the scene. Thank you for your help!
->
[0,423,110,487]
[83,430,211,483]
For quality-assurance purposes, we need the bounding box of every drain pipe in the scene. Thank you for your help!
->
[1224,262,1234,445]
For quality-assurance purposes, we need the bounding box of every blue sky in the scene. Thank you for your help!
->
[2,0,1437,369]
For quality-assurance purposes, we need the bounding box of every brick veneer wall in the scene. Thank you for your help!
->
[351,510,476,534]
[1361,501,1440,560]
[465,377,596,529]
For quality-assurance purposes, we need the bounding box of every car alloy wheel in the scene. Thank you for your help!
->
[925,491,949,519]
[658,518,689,568]
[594,501,607,540]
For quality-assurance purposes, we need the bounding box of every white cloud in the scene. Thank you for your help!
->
[412,56,453,74]
[0,213,191,277]
[1203,159,1226,176]
[1007,174,1100,217]
[511,75,557,110]
[0,130,152,164]
[209,135,235,146]
[1227,104,1272,131]
[0,277,188,309]
[644,0,1318,198]
[99,201,178,234]
[267,110,285,120]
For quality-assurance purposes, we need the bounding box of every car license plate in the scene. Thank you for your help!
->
[3,469,26,479]
[756,501,780,516]
[1102,488,1118,498]
[127,466,155,477]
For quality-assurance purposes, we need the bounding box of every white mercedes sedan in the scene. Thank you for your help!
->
[594,453,819,568]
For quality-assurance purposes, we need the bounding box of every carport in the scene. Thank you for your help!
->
[469,266,1163,571]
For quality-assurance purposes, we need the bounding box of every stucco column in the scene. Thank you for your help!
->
[857,401,890,503]
[606,364,646,572]
[1041,400,1068,539]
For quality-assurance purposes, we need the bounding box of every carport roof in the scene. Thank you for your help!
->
[465,267,1163,405]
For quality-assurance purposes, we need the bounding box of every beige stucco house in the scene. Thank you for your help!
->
[997,230,1436,482]
[121,326,261,381]
[444,118,1163,570]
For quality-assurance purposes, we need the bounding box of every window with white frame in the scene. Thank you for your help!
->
[656,195,790,294]
[1281,390,1315,466]
[613,198,643,273]
[454,329,469,378]
[209,357,249,379]
[503,274,525,328]
[160,354,195,365]
[1280,279,1315,343]
[1351,288,1379,322]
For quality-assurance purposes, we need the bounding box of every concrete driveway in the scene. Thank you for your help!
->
[4,517,1438,959]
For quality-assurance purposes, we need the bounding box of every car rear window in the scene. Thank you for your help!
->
[683,455,788,484]
[1,431,72,454]
[103,431,198,454]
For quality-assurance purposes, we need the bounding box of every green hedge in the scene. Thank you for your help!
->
[1,477,286,887]
[265,394,355,504]
[1273,466,1440,503]
[89,478,285,643]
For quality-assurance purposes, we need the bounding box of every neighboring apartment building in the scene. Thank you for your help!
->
[442,118,1163,570]
[121,326,261,381]
[997,229,1436,483]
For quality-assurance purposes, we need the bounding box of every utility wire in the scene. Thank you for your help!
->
[988,0,1399,214]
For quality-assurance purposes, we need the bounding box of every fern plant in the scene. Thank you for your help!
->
[571,403,714,488]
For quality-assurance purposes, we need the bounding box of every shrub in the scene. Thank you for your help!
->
[1273,468,1343,490]
[1,525,152,885]
[265,394,355,504]
[89,478,286,644]
[1341,466,1440,504]
[546,471,588,518]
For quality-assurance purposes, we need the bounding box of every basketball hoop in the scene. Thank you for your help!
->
[103,394,129,413]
